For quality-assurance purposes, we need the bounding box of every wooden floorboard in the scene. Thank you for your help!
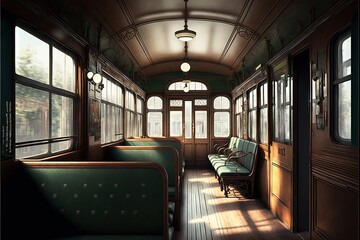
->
[173,169,299,240]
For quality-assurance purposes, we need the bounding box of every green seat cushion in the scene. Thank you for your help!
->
[216,165,250,177]
[212,160,238,170]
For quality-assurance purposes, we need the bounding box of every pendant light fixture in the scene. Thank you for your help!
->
[180,42,191,72]
[175,0,196,41]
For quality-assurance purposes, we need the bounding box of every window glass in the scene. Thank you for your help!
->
[235,96,243,138]
[248,88,257,141]
[273,71,292,143]
[214,112,230,137]
[170,111,182,137]
[101,76,123,144]
[53,47,75,93]
[214,96,230,109]
[195,111,207,139]
[147,96,163,109]
[334,31,351,142]
[260,82,268,144]
[147,112,163,137]
[15,27,49,84]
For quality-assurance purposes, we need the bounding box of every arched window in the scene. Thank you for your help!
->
[168,81,207,91]
[147,96,163,137]
[213,96,230,137]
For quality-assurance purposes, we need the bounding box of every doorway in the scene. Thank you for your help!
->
[168,96,210,168]
[293,49,310,234]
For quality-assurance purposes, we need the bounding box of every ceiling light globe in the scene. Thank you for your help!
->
[93,73,102,84]
[180,62,191,72]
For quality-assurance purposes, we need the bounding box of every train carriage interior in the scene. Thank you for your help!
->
[1,0,359,239]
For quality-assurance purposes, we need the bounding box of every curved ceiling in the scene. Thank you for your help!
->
[82,0,290,79]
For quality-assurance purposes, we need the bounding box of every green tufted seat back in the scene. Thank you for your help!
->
[2,162,168,239]
[106,147,178,189]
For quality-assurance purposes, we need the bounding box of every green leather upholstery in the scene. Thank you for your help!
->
[208,139,258,198]
[2,161,171,240]
[124,138,184,178]
[105,146,181,230]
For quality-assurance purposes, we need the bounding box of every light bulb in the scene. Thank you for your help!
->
[180,62,191,72]
[93,73,102,84]
[87,71,94,79]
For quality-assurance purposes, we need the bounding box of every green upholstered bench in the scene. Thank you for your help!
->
[124,138,185,179]
[2,161,172,240]
[208,137,239,162]
[105,145,181,230]
[211,140,258,198]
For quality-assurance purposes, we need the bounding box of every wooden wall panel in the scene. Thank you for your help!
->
[312,174,358,240]
[270,162,292,228]
[184,143,194,168]
[195,143,209,167]
[256,145,270,208]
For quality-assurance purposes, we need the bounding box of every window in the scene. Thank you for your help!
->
[136,97,144,137]
[235,96,244,138]
[213,96,230,137]
[101,76,123,144]
[147,96,163,137]
[169,99,183,137]
[168,81,207,91]
[15,26,77,158]
[333,30,351,143]
[273,59,292,143]
[248,88,257,141]
[125,90,136,138]
[259,82,268,144]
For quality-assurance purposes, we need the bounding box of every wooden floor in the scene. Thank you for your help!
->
[173,169,300,240]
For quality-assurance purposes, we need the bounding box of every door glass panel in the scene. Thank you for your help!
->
[185,101,192,139]
[195,111,207,139]
[170,111,182,137]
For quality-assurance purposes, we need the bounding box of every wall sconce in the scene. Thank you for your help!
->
[312,64,324,102]
[87,71,104,90]
[183,79,191,92]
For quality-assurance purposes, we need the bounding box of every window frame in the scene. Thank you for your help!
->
[100,74,124,144]
[14,25,78,159]
[213,95,231,138]
[146,95,164,137]
[259,81,268,145]
[331,29,352,145]
[247,87,257,141]
[235,95,244,138]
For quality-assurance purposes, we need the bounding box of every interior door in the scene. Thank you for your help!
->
[270,58,294,230]
[169,97,209,168]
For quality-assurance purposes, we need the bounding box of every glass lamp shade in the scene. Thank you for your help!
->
[180,62,191,72]
[175,28,196,41]
[93,73,102,84]
[87,71,94,79]
[183,83,190,92]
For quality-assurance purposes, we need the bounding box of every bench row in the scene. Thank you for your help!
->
[208,137,258,198]
[2,161,173,240]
